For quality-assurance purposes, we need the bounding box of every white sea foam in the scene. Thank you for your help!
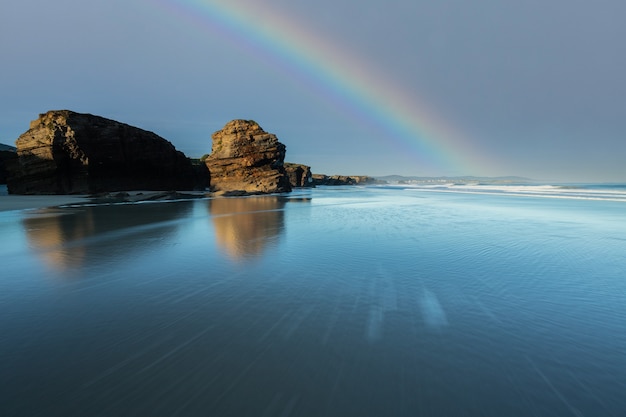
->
[399,183,626,202]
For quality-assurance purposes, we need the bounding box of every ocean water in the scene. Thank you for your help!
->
[1,185,626,416]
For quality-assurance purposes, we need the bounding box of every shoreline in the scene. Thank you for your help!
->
[0,188,291,213]
[0,194,91,212]
[0,190,212,213]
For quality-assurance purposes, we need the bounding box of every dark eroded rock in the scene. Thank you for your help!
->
[284,163,314,188]
[7,110,201,194]
[0,149,17,184]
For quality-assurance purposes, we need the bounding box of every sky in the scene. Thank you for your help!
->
[1,0,625,182]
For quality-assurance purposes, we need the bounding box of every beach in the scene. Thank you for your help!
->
[0,185,211,212]
[2,185,626,416]
[0,194,90,212]
[0,185,87,211]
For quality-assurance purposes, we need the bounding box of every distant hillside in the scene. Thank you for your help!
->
[0,143,17,152]
[375,175,536,184]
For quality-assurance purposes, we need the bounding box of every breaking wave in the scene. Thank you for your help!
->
[397,182,626,202]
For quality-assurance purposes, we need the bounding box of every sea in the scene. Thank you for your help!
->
[1,182,626,416]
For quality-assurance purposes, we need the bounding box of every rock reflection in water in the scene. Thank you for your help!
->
[207,196,287,261]
[22,202,193,272]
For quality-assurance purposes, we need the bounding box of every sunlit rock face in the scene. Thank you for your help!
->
[284,163,314,188]
[205,120,292,194]
[7,110,198,194]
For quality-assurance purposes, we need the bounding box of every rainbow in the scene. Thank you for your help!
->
[151,0,489,175]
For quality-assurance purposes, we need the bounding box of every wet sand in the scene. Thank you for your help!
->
[0,190,210,212]
[0,194,91,212]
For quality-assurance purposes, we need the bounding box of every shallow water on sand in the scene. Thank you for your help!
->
[1,186,626,416]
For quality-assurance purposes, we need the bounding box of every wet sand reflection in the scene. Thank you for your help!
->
[207,196,287,261]
[22,202,193,272]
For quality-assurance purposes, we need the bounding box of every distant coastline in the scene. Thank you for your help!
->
[374,175,536,185]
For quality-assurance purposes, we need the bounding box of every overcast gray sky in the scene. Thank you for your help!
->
[1,0,624,181]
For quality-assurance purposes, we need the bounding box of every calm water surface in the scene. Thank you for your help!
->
[1,186,626,416]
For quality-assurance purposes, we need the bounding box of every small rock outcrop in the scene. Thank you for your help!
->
[284,163,314,188]
[7,110,200,194]
[205,120,292,194]
[311,174,384,186]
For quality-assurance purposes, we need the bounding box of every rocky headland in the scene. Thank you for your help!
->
[7,110,205,194]
[311,174,383,186]
[204,119,292,195]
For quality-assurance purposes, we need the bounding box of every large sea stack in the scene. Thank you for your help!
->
[205,120,292,194]
[6,110,200,194]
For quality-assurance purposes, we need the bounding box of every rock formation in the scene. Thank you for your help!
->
[0,146,17,184]
[284,163,314,188]
[311,174,384,186]
[204,120,291,194]
[7,110,202,194]
[190,158,211,191]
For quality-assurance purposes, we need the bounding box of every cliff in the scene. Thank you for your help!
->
[205,120,291,194]
[6,110,202,194]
